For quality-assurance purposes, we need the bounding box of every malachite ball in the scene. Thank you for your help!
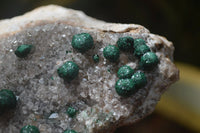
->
[71,33,94,53]
[57,61,79,82]
[117,36,134,51]
[115,79,136,97]
[63,129,77,133]
[92,54,99,63]
[0,89,17,115]
[117,65,134,79]
[133,38,146,48]
[15,44,33,58]
[103,45,120,62]
[66,106,77,118]
[134,44,150,58]
[140,52,159,70]
[131,71,147,89]
[20,125,40,133]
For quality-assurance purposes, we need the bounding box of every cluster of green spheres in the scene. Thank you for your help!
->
[0,89,17,115]
[20,125,40,133]
[114,36,159,97]
[115,66,147,97]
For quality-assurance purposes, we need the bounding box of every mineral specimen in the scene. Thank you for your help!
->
[0,5,179,133]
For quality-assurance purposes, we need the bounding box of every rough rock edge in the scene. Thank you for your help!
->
[0,5,179,133]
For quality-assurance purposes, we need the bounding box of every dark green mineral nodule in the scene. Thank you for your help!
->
[140,52,159,70]
[57,61,79,82]
[131,71,147,89]
[134,44,150,58]
[103,45,120,62]
[92,54,99,63]
[66,106,77,118]
[133,38,146,48]
[0,89,17,115]
[115,79,136,97]
[15,44,33,58]
[117,65,134,79]
[63,129,77,133]
[20,125,40,133]
[71,33,94,53]
[117,36,134,51]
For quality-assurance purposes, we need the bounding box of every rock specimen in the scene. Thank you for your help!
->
[0,5,179,133]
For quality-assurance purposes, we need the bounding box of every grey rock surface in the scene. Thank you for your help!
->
[0,5,179,133]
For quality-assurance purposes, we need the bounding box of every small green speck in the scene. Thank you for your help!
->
[92,54,99,63]
[117,65,134,79]
[15,44,33,58]
[140,52,159,70]
[20,125,40,133]
[0,89,17,115]
[51,77,54,80]
[57,61,79,82]
[103,45,120,62]
[115,79,136,97]
[63,129,77,133]
[71,33,94,53]
[66,106,77,118]
[134,38,146,48]
[117,36,134,51]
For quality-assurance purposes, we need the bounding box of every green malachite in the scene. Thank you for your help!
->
[71,33,94,53]
[92,54,99,63]
[131,71,147,89]
[133,38,146,48]
[103,45,120,62]
[117,36,134,51]
[57,61,79,82]
[140,52,159,70]
[20,125,40,133]
[134,44,150,58]
[0,89,17,115]
[66,106,77,118]
[115,79,136,97]
[15,44,33,58]
[117,65,134,79]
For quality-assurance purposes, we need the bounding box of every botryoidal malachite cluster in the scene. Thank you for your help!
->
[9,33,158,132]
[113,37,158,97]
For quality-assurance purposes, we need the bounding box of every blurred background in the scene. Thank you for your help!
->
[1,0,200,132]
